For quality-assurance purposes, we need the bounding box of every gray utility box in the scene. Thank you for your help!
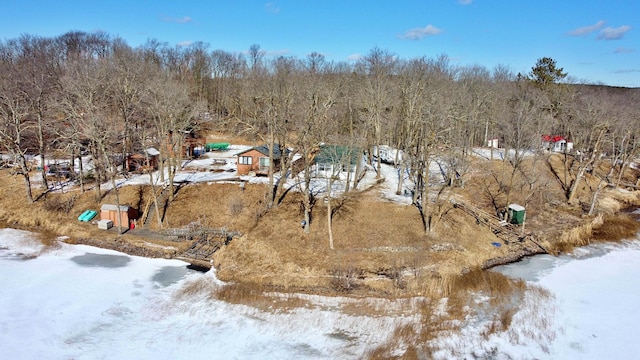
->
[97,219,113,230]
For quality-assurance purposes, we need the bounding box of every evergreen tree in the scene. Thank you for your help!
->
[528,57,567,87]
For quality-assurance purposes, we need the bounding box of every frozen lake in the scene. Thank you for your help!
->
[3,226,640,359]
[493,240,640,359]
[0,228,407,359]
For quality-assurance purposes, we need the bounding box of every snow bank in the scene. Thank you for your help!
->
[0,228,47,258]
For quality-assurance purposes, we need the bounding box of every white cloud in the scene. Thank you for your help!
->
[264,49,289,57]
[598,25,632,40]
[399,24,443,40]
[458,0,473,4]
[613,69,640,74]
[177,41,193,47]
[347,53,361,62]
[614,47,635,54]
[265,2,280,14]
[567,20,605,36]
[163,16,192,24]
[614,68,640,74]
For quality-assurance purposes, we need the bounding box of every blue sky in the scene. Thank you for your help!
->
[3,0,639,87]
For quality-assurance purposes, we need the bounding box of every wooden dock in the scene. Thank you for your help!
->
[160,226,241,265]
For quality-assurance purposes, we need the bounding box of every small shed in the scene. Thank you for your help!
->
[373,145,403,165]
[125,148,159,172]
[507,204,526,225]
[100,204,138,228]
[541,135,573,153]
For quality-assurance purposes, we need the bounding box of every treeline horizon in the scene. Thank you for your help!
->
[1,30,639,234]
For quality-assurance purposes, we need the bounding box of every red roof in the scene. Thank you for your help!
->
[541,135,569,143]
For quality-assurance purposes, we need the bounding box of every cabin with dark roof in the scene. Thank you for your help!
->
[235,144,285,176]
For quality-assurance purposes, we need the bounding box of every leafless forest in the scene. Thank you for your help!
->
[1,31,639,226]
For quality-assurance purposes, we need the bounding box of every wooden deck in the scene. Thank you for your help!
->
[160,226,241,265]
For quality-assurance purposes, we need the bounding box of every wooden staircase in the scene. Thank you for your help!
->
[451,200,526,245]
[142,185,170,229]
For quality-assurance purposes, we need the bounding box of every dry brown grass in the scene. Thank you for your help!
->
[5,158,633,357]
[364,269,532,359]
[549,214,601,254]
[213,283,311,312]
[592,213,640,242]
[1,150,639,298]
[0,170,189,256]
[171,274,220,302]
[161,182,264,231]
[549,210,640,254]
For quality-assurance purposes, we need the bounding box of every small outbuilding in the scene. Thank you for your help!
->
[507,204,526,225]
[541,135,573,153]
[125,148,159,172]
[100,204,138,229]
[373,145,403,165]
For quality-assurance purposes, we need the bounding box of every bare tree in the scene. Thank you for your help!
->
[0,57,35,202]
[498,81,547,209]
[401,56,455,233]
[145,69,204,205]
[292,62,342,234]
[565,93,610,205]
[355,47,397,178]
[8,35,64,190]
[107,40,148,165]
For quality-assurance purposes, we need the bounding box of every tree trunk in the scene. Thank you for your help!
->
[94,162,103,202]
[422,161,430,233]
[396,160,406,195]
[589,165,615,216]
[266,131,275,208]
[146,151,163,228]
[37,112,48,190]
[14,143,34,202]
[616,160,628,188]
[352,151,364,190]
[78,153,85,193]
[326,183,334,249]
[303,166,312,234]
[567,166,586,205]
[111,175,124,233]
[568,129,605,205]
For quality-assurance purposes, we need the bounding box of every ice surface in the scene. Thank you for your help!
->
[5,227,640,359]
[0,229,410,359]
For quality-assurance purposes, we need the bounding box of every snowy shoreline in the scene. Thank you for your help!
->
[4,227,640,358]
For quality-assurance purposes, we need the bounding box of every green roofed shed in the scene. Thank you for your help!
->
[507,204,526,225]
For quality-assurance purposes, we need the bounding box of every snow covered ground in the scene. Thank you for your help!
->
[25,143,577,215]
[3,227,640,359]
[0,229,414,359]
[23,145,525,207]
